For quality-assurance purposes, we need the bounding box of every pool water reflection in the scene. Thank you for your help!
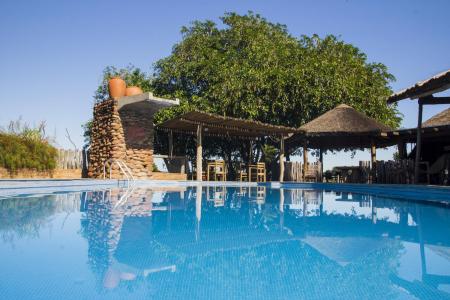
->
[0,185,449,299]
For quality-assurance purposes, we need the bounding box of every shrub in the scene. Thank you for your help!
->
[0,133,57,171]
[0,118,58,171]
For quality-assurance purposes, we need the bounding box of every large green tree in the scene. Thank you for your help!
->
[152,12,400,130]
[151,12,401,177]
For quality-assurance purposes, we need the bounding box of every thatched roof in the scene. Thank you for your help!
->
[157,111,299,138]
[288,104,394,149]
[387,107,450,142]
[423,107,450,127]
[387,69,450,103]
[300,104,392,134]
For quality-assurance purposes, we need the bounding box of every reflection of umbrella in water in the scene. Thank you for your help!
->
[302,236,390,266]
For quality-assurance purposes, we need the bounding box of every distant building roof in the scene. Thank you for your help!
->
[387,69,450,103]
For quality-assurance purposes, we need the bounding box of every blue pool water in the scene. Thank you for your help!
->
[0,183,449,299]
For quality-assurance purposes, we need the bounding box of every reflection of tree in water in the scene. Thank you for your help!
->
[0,193,81,245]
[0,196,56,244]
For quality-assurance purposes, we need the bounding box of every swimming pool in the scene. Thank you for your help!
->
[0,181,449,299]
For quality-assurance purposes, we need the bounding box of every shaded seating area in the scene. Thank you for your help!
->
[157,111,298,182]
[287,104,396,183]
[387,69,450,184]
[332,163,371,183]
[381,107,450,185]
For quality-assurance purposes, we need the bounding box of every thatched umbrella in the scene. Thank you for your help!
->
[293,104,394,149]
[288,104,395,181]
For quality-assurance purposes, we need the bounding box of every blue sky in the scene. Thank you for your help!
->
[0,0,449,170]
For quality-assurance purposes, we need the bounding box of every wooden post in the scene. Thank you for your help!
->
[168,130,174,158]
[196,124,203,181]
[303,145,308,180]
[279,136,285,182]
[397,141,406,160]
[249,140,253,164]
[414,101,423,184]
[319,148,324,182]
[370,141,377,184]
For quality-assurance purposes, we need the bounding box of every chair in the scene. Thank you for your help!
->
[418,161,431,184]
[304,163,318,182]
[207,160,226,181]
[237,163,248,181]
[191,164,206,181]
[249,162,266,182]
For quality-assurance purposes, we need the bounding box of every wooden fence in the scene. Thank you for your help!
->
[375,159,415,184]
[284,161,322,182]
[284,162,303,181]
[56,149,83,169]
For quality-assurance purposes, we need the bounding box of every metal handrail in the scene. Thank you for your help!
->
[114,184,136,209]
[120,160,135,182]
[103,159,135,188]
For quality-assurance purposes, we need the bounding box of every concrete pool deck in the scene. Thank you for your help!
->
[0,179,449,203]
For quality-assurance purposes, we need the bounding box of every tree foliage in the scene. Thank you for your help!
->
[152,12,401,130]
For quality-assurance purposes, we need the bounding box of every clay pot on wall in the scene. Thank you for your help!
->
[108,77,126,99]
[125,86,143,96]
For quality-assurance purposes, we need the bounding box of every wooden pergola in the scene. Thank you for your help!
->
[157,111,300,181]
[288,104,396,181]
[387,69,450,183]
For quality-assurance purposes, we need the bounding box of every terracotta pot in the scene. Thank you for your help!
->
[108,77,126,99]
[125,86,143,96]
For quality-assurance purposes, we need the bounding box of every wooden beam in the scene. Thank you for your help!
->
[303,145,308,180]
[196,124,203,181]
[419,96,450,105]
[179,118,291,136]
[414,102,423,184]
[279,136,285,182]
[397,141,407,160]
